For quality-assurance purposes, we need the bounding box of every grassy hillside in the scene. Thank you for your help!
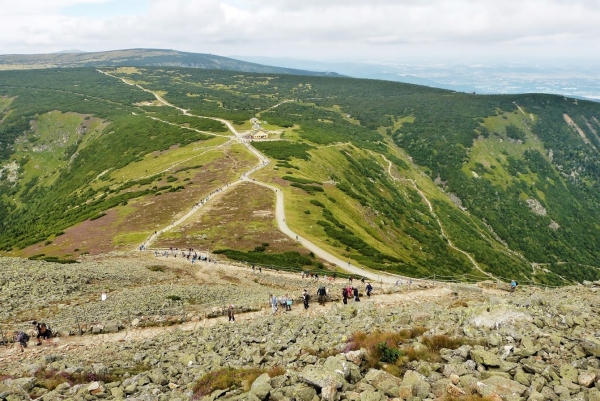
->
[1,67,599,284]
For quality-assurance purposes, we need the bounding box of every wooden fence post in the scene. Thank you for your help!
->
[76,315,83,336]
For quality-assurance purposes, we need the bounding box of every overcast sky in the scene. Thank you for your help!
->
[1,0,599,64]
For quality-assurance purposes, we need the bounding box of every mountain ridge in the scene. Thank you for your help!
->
[0,48,343,77]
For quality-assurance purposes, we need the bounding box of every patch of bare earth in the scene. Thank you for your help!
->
[156,182,298,253]
[20,209,122,257]
[20,152,255,257]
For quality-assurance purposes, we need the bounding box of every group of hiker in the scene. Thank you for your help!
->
[265,281,375,315]
[13,321,53,352]
[268,293,295,313]
[153,247,217,264]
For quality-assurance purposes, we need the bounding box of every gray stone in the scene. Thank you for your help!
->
[362,369,402,396]
[578,371,597,387]
[148,368,167,386]
[478,375,528,399]
[359,391,386,401]
[9,377,36,392]
[104,322,121,333]
[582,338,600,357]
[527,390,546,401]
[110,387,124,398]
[299,365,342,390]
[560,363,578,383]
[431,378,452,397]
[250,373,273,401]
[589,388,600,401]
[323,356,360,383]
[287,385,317,401]
[470,349,501,367]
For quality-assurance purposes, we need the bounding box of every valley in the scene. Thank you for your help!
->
[1,67,600,286]
[2,63,600,401]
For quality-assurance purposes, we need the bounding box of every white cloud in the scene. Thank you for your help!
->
[0,0,598,63]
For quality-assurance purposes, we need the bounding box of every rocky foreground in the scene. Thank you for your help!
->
[1,255,600,401]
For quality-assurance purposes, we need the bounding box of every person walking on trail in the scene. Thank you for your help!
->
[15,331,30,352]
[366,282,373,298]
[32,321,52,346]
[342,287,348,305]
[317,286,327,305]
[227,305,235,322]
[302,289,310,309]
[510,280,518,292]
[270,294,278,314]
[285,293,292,311]
[353,287,360,302]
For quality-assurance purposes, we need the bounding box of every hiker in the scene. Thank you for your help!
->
[361,277,365,283]
[15,331,30,352]
[285,293,292,311]
[32,321,52,346]
[353,287,360,302]
[227,305,235,322]
[317,286,327,305]
[280,294,287,310]
[270,294,278,314]
[252,264,255,272]
[302,289,310,309]
[259,266,262,273]
[510,280,518,292]
[342,287,348,305]
[366,282,373,298]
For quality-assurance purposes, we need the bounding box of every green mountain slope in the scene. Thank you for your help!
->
[1,67,599,285]
[0,49,341,77]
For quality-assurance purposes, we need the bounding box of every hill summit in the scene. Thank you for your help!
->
[0,48,341,76]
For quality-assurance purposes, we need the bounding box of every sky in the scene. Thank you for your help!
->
[1,0,600,65]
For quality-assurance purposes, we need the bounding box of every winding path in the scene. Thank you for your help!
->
[378,154,496,280]
[101,71,430,284]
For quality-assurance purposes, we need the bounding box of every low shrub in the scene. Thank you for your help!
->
[267,365,287,378]
[377,342,401,363]
[147,265,166,272]
[422,335,464,352]
[346,328,469,377]
[192,368,265,399]
[35,369,119,391]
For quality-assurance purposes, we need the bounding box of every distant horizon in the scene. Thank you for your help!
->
[1,47,599,101]
[1,1,599,65]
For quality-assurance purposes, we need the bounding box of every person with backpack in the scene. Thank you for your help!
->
[365,282,373,298]
[317,286,327,305]
[302,289,310,309]
[15,331,30,352]
[32,321,52,346]
[342,287,348,305]
[345,286,353,301]
[510,280,518,292]
[353,287,360,302]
